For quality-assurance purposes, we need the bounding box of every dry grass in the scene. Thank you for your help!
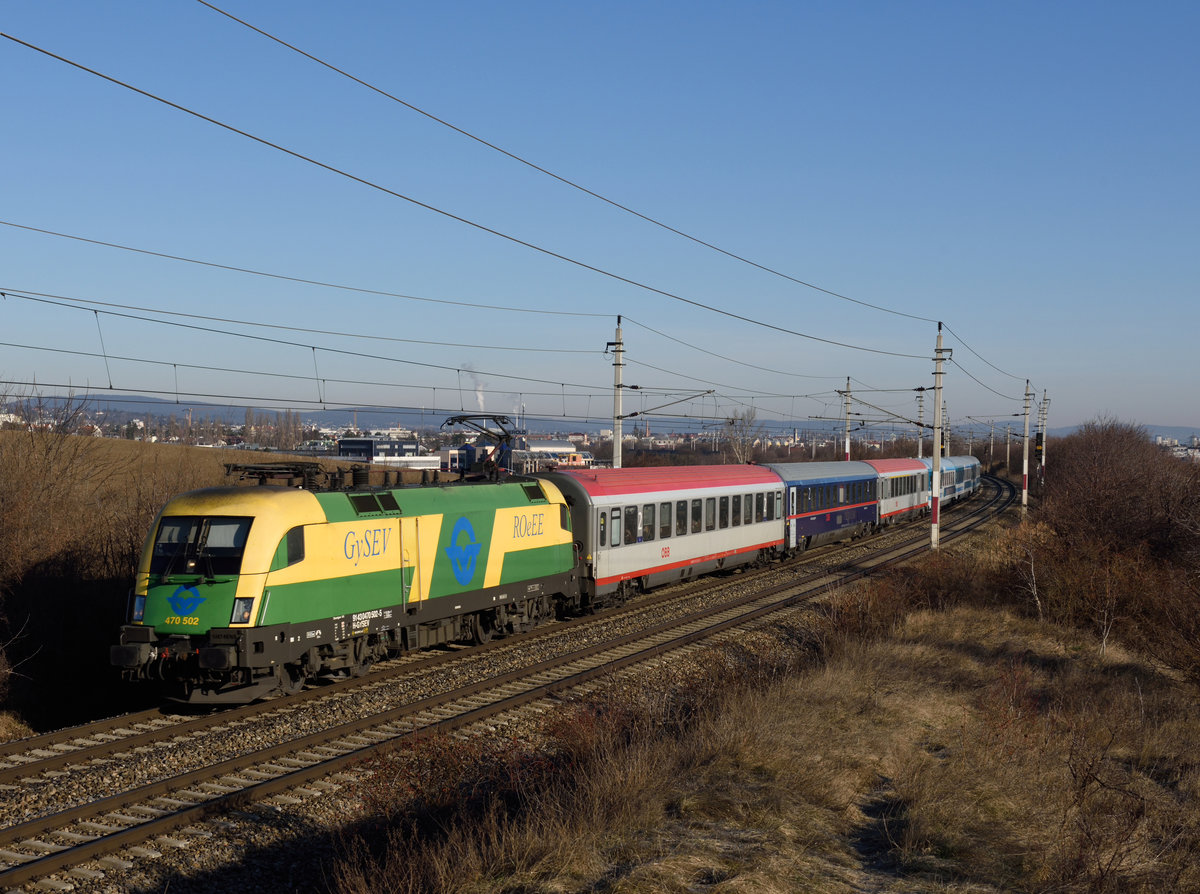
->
[0,432,409,731]
[333,550,1200,893]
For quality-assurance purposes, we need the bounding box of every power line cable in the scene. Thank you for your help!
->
[1,288,603,392]
[196,0,937,326]
[0,220,606,319]
[0,338,621,403]
[942,322,1025,382]
[949,357,1023,402]
[0,32,925,361]
[2,220,886,392]
[0,377,738,434]
[0,284,588,354]
[623,316,845,380]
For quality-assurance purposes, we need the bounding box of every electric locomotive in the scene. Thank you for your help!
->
[111,478,578,703]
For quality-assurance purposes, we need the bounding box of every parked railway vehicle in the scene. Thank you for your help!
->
[112,455,981,703]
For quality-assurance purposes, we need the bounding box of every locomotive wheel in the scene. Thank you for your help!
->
[472,610,496,645]
[278,664,306,695]
[350,636,374,677]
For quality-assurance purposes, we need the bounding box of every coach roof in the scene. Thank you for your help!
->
[543,465,780,498]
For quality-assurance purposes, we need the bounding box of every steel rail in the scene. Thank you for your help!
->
[0,477,1012,887]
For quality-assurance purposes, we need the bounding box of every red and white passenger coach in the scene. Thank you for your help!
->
[542,465,785,605]
[864,458,930,526]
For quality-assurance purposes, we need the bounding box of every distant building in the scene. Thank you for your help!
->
[338,437,437,469]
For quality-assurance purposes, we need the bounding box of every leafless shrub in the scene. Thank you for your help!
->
[1041,417,1200,562]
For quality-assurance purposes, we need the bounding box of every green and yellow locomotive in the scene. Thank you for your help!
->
[111,479,579,703]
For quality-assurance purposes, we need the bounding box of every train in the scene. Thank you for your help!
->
[110,455,980,703]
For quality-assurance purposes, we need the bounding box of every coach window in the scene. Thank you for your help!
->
[625,506,640,545]
[676,500,688,536]
[610,508,621,546]
[691,499,702,534]
[745,494,753,523]
[660,502,672,539]
[755,492,765,523]
[705,497,716,531]
[642,504,655,542]
[764,492,773,522]
[719,495,729,529]
[731,494,741,526]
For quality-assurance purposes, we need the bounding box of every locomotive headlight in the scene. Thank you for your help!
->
[131,595,146,622]
[230,597,255,625]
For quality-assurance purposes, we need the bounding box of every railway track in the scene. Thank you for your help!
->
[0,475,1013,890]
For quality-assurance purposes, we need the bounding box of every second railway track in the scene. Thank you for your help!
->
[0,476,1014,890]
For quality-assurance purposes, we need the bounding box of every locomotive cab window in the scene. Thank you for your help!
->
[151,516,252,577]
[271,525,305,571]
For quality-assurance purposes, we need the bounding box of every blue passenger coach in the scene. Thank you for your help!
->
[759,461,879,552]
[918,456,982,504]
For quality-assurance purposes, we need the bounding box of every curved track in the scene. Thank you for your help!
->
[0,475,1014,889]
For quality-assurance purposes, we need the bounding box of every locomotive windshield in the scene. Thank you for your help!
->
[150,516,253,577]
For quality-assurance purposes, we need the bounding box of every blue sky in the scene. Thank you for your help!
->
[1,1,1197,435]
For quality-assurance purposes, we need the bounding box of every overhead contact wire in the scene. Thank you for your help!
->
[197,0,936,326]
[0,32,922,360]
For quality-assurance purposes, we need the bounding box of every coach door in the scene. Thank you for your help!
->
[787,486,799,548]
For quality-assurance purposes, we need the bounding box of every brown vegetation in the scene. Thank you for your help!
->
[330,419,1200,893]
[0,426,236,727]
[0,409,437,731]
[2,410,1198,889]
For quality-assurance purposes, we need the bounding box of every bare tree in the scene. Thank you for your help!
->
[722,409,764,464]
